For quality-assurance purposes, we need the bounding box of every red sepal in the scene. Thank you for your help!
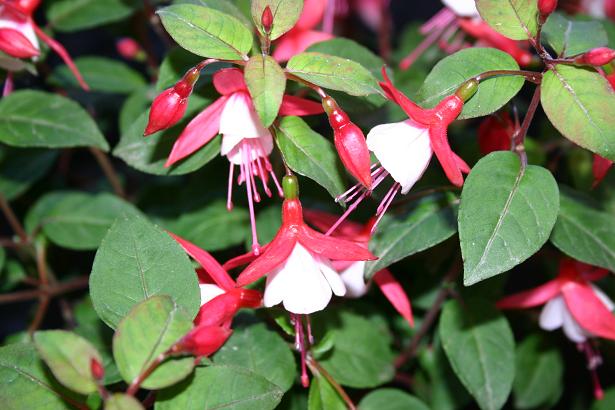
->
[298,225,377,261]
[563,281,615,341]
[0,28,38,58]
[279,95,324,116]
[213,68,247,95]
[373,269,414,327]
[496,279,562,309]
[236,230,297,287]
[592,154,613,188]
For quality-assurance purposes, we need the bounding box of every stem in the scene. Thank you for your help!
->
[89,148,126,198]
[0,192,28,242]
[126,351,170,396]
[306,356,356,410]
[395,261,461,368]
[285,73,327,98]
[474,70,542,84]
[512,85,542,168]
[28,243,50,334]
[378,0,392,63]
[0,276,89,304]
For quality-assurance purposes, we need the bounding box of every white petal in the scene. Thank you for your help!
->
[199,284,225,306]
[339,261,369,298]
[223,133,274,165]
[366,120,433,194]
[539,296,565,331]
[591,285,615,311]
[264,264,288,308]
[0,13,39,51]
[562,306,590,343]
[219,92,271,140]
[441,0,479,17]
[318,257,347,297]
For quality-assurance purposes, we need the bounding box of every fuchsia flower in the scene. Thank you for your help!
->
[400,0,532,70]
[169,232,262,358]
[330,69,473,234]
[477,111,515,155]
[273,0,333,62]
[162,67,323,253]
[303,209,414,327]
[0,0,88,89]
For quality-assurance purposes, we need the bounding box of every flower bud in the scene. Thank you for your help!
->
[322,96,373,189]
[0,28,39,59]
[176,326,232,357]
[116,38,142,60]
[575,47,615,67]
[262,6,274,34]
[144,68,200,136]
[538,0,558,18]
[90,358,105,381]
[478,113,513,154]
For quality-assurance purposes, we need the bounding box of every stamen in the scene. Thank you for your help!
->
[400,9,457,70]
[3,72,13,97]
[227,163,235,211]
[255,155,272,197]
[579,341,605,400]
[371,183,400,234]
[326,190,369,236]
[241,144,260,255]
[245,145,261,203]
[292,314,310,388]
[420,8,456,34]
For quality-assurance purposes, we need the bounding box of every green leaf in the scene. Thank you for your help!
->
[308,374,346,410]
[120,87,156,135]
[245,55,286,127]
[175,0,252,28]
[439,299,515,410]
[113,108,220,176]
[542,13,608,57]
[315,311,395,388]
[33,331,102,395]
[541,65,615,161]
[286,52,383,97]
[550,190,615,272]
[0,259,26,292]
[416,48,524,120]
[158,4,253,60]
[50,57,146,93]
[365,193,458,279]
[47,0,140,31]
[25,191,142,250]
[164,200,249,252]
[156,365,285,410]
[156,48,204,91]
[359,389,430,410]
[0,91,109,151]
[275,116,346,198]
[89,214,200,328]
[0,146,57,201]
[513,334,563,409]
[0,343,75,409]
[476,0,539,40]
[251,0,303,40]
[213,324,296,393]
[104,394,144,410]
[0,247,4,272]
[113,296,194,389]
[459,152,559,286]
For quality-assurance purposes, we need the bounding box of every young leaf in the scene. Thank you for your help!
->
[245,55,287,127]
[513,334,563,409]
[542,12,608,57]
[359,389,430,410]
[0,91,109,151]
[416,48,524,119]
[541,65,615,162]
[550,190,615,272]
[475,0,539,40]
[251,0,304,40]
[25,191,142,250]
[49,57,146,93]
[89,214,200,328]
[0,343,79,409]
[33,331,102,395]
[47,0,139,32]
[439,299,515,410]
[0,146,57,201]
[113,296,195,390]
[275,116,346,198]
[365,193,458,279]
[158,4,253,60]
[286,52,383,96]
[105,394,144,410]
[308,374,346,410]
[459,152,559,286]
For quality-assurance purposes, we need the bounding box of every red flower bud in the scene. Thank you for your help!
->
[12,0,41,14]
[144,68,200,136]
[478,112,514,155]
[176,326,232,357]
[90,358,105,381]
[322,96,373,189]
[538,0,558,17]
[575,47,615,67]
[116,38,141,60]
[262,6,274,34]
[0,28,39,59]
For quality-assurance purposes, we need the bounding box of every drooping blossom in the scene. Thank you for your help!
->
[592,154,613,188]
[169,232,262,358]
[0,0,88,89]
[497,258,615,399]
[161,67,323,253]
[477,111,515,155]
[328,69,473,234]
[399,0,532,70]
[273,0,333,62]
[304,209,414,327]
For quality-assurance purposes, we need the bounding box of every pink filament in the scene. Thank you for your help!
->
[2,72,13,97]
[292,314,310,388]
[579,341,604,400]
